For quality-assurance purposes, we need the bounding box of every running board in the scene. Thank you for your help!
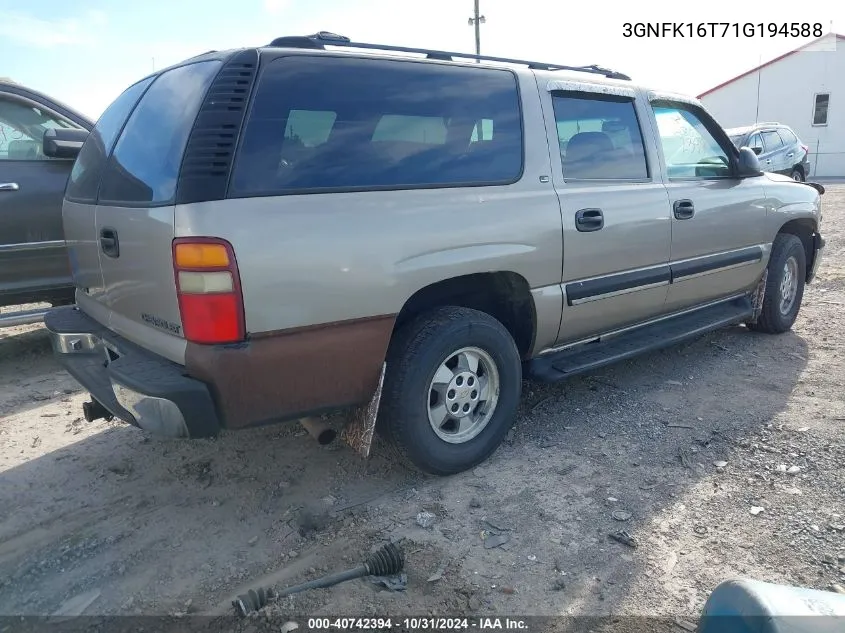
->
[527,297,753,383]
[0,307,50,328]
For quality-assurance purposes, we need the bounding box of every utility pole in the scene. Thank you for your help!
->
[467,0,486,60]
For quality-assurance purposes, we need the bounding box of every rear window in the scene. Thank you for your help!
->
[65,77,153,202]
[230,56,523,196]
[97,60,222,206]
[779,128,797,145]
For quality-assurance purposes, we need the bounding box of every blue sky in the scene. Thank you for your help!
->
[2,0,842,120]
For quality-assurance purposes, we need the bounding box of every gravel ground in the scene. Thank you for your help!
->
[0,187,843,626]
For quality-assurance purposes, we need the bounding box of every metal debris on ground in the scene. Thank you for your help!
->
[280,622,300,633]
[612,510,633,522]
[416,511,436,529]
[370,573,407,592]
[609,530,638,548]
[693,525,709,537]
[483,517,513,532]
[427,558,449,583]
[484,533,510,549]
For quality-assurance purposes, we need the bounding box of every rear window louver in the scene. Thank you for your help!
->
[176,49,259,205]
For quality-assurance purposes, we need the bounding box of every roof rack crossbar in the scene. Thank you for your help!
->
[267,32,631,81]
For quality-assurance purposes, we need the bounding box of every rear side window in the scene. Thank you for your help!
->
[778,128,797,145]
[65,77,153,202]
[552,93,648,180]
[761,130,783,151]
[230,56,523,196]
[97,60,222,205]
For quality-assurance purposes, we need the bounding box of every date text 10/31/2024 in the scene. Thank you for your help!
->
[307,618,529,630]
[623,22,824,38]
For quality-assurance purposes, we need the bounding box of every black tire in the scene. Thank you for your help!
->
[748,233,806,334]
[378,306,522,475]
[790,167,805,182]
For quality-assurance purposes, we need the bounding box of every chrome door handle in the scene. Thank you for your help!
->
[0,183,20,191]
[786,153,794,158]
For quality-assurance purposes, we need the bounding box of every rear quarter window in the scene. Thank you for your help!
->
[65,77,153,202]
[97,60,222,206]
[229,56,524,196]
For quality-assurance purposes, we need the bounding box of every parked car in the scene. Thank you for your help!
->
[726,122,811,182]
[45,33,825,475]
[0,80,92,325]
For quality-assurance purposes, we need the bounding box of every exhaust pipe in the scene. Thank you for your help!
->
[82,399,113,422]
[299,416,337,445]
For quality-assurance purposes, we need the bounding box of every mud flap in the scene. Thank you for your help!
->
[748,269,768,324]
[341,362,385,459]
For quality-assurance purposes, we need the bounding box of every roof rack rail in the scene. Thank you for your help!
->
[266,32,631,81]
[754,121,782,126]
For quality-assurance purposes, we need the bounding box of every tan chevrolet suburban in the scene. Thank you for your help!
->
[46,32,825,475]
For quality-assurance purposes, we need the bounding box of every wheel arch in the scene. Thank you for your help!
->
[777,218,816,281]
[393,272,537,360]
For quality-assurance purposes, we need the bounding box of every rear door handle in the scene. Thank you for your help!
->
[575,208,604,232]
[99,227,120,258]
[0,183,19,192]
[673,199,695,220]
[786,152,794,158]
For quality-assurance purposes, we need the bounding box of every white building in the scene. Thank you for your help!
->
[698,33,844,178]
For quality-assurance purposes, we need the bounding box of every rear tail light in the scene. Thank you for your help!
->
[172,238,245,344]
[801,144,809,154]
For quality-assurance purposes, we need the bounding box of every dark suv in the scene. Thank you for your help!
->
[726,123,811,182]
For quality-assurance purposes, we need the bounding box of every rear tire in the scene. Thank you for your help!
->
[790,168,805,182]
[378,306,522,475]
[748,233,806,334]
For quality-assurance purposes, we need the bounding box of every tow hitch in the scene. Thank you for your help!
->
[82,398,113,422]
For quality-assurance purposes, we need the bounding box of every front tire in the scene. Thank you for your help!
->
[378,306,522,475]
[748,233,806,334]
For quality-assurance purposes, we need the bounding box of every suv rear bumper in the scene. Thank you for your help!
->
[44,306,221,438]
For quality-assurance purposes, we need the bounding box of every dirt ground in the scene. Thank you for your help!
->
[1,187,844,627]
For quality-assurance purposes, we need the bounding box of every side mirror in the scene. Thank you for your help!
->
[43,127,88,159]
[737,146,763,177]
[752,146,762,156]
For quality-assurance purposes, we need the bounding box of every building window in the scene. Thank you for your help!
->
[812,93,830,126]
